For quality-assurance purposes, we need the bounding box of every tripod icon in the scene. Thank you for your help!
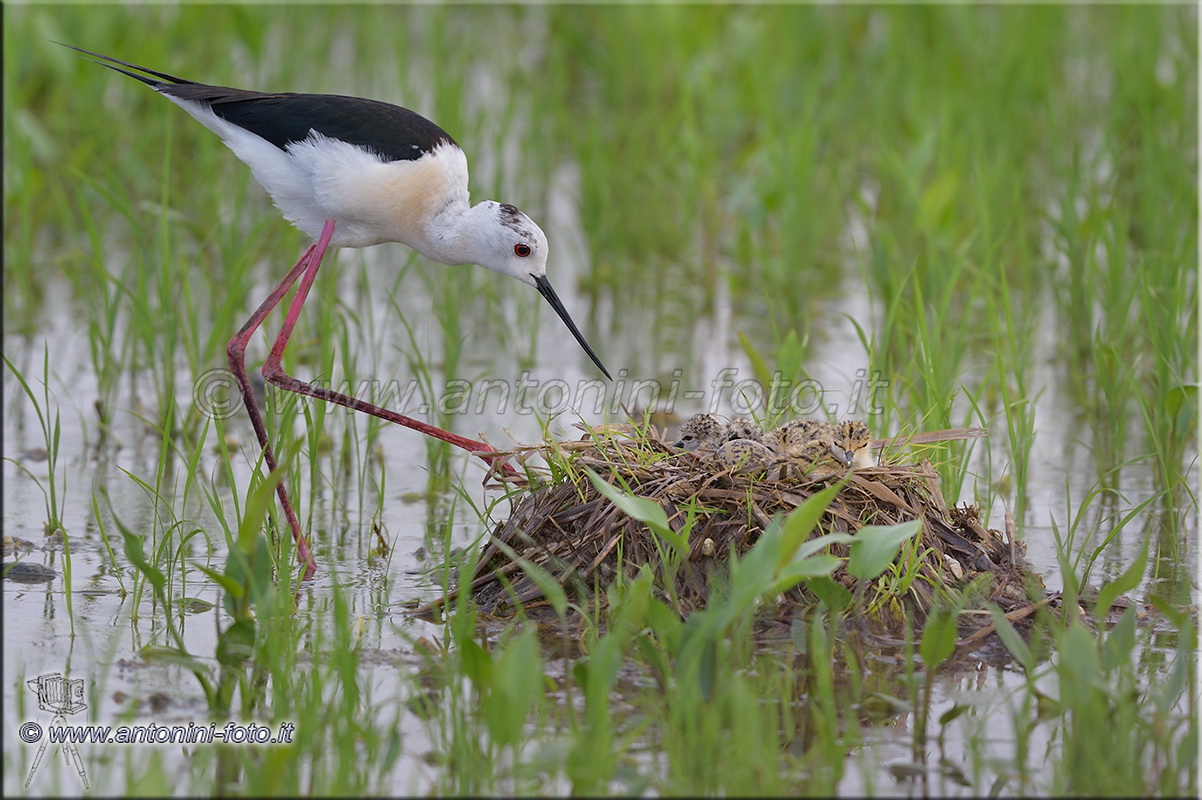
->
[25,672,90,790]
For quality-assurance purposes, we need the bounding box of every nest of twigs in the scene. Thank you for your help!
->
[422,426,1044,637]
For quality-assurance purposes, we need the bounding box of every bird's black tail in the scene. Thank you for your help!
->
[55,43,194,88]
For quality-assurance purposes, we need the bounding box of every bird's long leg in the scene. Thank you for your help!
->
[226,238,322,580]
[261,220,517,478]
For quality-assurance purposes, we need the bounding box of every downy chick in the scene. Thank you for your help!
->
[766,418,832,457]
[675,414,774,474]
[829,420,874,469]
[674,413,728,451]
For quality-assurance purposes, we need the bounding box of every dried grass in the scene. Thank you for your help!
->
[421,425,1042,634]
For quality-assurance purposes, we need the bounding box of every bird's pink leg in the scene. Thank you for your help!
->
[227,241,321,580]
[261,220,518,479]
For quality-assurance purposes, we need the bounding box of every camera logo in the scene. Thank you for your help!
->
[24,672,90,790]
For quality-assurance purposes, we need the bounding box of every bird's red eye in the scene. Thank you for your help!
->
[514,244,532,257]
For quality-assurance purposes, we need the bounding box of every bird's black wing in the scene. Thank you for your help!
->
[164,86,457,163]
[59,45,455,163]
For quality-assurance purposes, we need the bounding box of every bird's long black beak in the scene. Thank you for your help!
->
[534,275,611,380]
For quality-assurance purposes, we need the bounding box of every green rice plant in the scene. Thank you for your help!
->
[97,483,208,665]
[415,543,560,795]
[57,169,136,437]
[1116,337,1197,535]
[987,258,1040,519]
[992,601,1196,796]
[790,605,855,794]
[959,385,1004,511]
[737,328,809,427]
[563,593,632,792]
[1048,467,1169,596]
[88,491,127,596]
[3,348,67,536]
[913,592,975,758]
[658,620,796,795]
[101,453,295,728]
[180,571,407,795]
[2,348,79,629]
[436,476,926,793]
[1042,11,1197,492]
[333,266,400,532]
[381,262,460,486]
[983,516,1197,796]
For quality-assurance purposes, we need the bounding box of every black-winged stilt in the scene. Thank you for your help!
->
[64,45,611,579]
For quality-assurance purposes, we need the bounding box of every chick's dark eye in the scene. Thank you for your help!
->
[514,244,532,258]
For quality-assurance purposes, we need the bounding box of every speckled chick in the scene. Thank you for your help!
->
[766,418,831,457]
[780,437,847,480]
[830,420,874,468]
[674,413,727,451]
[783,421,875,477]
[715,438,777,474]
[724,417,765,444]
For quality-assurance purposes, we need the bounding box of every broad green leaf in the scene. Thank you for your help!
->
[919,607,958,668]
[644,597,684,649]
[586,469,669,531]
[867,692,914,716]
[939,704,971,726]
[773,555,842,593]
[987,605,1034,672]
[727,522,783,613]
[1093,541,1146,621]
[1101,606,1138,671]
[459,637,493,690]
[220,533,276,618]
[778,479,848,569]
[586,469,687,556]
[195,565,245,601]
[807,576,853,611]
[121,529,167,593]
[847,521,921,580]
[789,618,809,654]
[237,454,286,552]
[139,645,212,676]
[795,532,856,561]
[216,618,256,666]
[1058,622,1101,707]
[1165,383,1197,418]
[609,566,653,635]
[634,632,672,691]
[487,628,542,749]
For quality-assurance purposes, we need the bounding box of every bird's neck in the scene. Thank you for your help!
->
[423,200,497,267]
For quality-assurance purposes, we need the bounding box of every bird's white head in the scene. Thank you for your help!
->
[464,201,549,286]
[458,201,610,379]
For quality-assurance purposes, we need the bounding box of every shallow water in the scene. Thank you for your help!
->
[5,232,1192,794]
[5,5,1196,795]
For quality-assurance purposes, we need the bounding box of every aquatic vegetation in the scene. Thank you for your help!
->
[3,4,1194,796]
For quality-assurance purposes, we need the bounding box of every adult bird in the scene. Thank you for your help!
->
[65,45,611,579]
